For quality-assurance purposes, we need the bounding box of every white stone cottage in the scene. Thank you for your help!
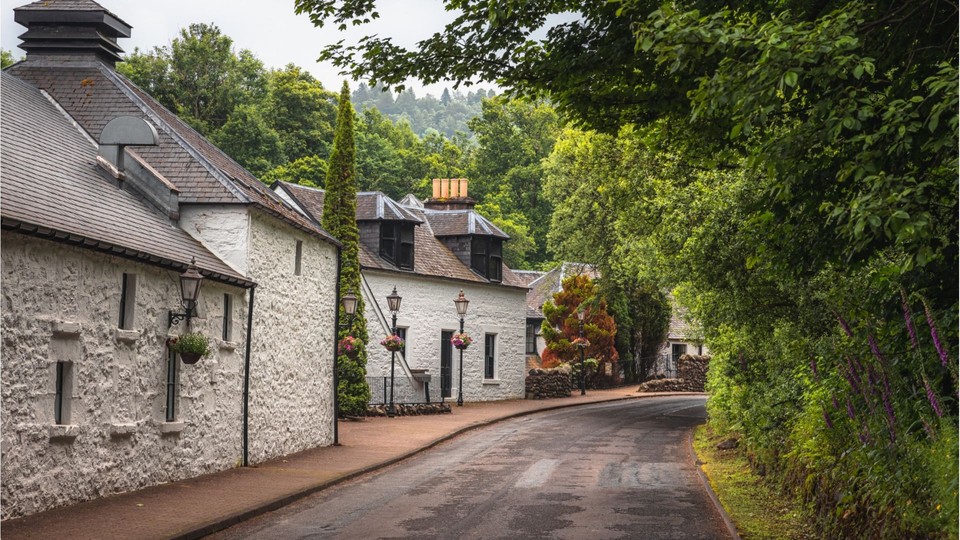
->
[654,299,710,378]
[1,0,341,520]
[273,179,529,403]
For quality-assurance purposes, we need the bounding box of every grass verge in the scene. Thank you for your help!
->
[693,424,817,540]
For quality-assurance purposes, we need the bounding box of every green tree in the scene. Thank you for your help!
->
[2,49,20,69]
[211,104,286,177]
[267,64,337,162]
[263,155,328,188]
[323,81,371,416]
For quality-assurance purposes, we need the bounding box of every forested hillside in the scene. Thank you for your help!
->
[351,83,494,138]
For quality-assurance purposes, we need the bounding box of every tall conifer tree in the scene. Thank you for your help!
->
[323,81,370,416]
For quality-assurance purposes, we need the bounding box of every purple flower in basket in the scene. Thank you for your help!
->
[450,332,473,350]
[380,334,405,352]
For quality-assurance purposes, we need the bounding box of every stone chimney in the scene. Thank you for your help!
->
[14,0,132,67]
[424,178,476,210]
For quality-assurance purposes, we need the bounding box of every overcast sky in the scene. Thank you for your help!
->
[0,0,477,97]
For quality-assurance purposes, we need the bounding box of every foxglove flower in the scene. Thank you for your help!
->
[923,376,943,418]
[923,299,951,367]
[901,290,919,350]
[835,312,854,337]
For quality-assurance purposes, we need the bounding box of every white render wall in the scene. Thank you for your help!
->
[362,270,527,403]
[179,206,252,275]
[1,234,248,520]
[244,212,337,462]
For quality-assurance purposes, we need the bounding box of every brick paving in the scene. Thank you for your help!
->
[0,388,698,540]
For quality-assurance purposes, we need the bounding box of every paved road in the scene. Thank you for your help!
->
[209,396,730,540]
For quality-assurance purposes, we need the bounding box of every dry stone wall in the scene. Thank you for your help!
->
[525,366,573,399]
[637,354,710,393]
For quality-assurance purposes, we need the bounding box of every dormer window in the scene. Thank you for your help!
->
[380,221,415,270]
[471,236,502,282]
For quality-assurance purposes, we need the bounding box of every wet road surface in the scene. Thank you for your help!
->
[209,395,731,539]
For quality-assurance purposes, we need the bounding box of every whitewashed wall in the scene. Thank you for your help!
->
[362,271,527,402]
[244,212,337,462]
[0,234,247,520]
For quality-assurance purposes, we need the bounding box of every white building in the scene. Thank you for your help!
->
[1,0,341,520]
[274,179,530,404]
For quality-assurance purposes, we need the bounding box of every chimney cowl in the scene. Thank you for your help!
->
[14,0,132,66]
[424,178,476,210]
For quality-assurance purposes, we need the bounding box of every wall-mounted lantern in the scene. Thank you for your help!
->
[168,257,204,327]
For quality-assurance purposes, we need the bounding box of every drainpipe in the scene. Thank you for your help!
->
[242,284,257,467]
[333,247,342,445]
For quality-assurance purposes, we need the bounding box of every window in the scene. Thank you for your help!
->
[470,237,502,282]
[396,327,407,357]
[166,347,178,422]
[295,240,303,276]
[54,361,72,424]
[222,293,233,341]
[525,321,539,354]
[118,273,137,329]
[484,333,496,379]
[379,222,415,270]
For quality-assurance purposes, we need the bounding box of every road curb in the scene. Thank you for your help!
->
[690,431,742,540]
[173,392,705,539]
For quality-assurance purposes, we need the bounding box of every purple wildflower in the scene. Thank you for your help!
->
[868,334,888,365]
[901,290,919,350]
[846,398,856,419]
[859,426,871,445]
[836,312,854,337]
[923,376,943,418]
[809,357,820,381]
[822,409,834,429]
[844,357,862,395]
[867,364,880,396]
[922,299,951,367]
[832,394,841,410]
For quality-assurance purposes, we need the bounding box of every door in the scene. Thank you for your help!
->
[441,330,453,398]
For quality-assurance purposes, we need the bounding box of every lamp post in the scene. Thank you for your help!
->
[454,290,469,406]
[577,309,586,396]
[386,286,402,417]
[168,257,204,328]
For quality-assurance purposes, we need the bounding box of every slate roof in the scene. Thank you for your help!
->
[5,62,340,248]
[525,262,599,319]
[0,72,251,287]
[421,209,509,239]
[16,0,118,12]
[272,182,527,289]
[356,192,422,223]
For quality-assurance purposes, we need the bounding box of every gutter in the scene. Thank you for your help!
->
[242,284,257,466]
[332,247,342,445]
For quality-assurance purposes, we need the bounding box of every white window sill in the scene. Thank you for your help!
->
[48,424,80,442]
[109,423,137,438]
[160,421,185,435]
[482,379,501,385]
[114,328,140,344]
[51,320,82,338]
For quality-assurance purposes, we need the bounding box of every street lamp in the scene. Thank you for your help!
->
[454,289,469,406]
[340,288,358,322]
[168,257,204,327]
[386,286,402,417]
[577,309,586,396]
[333,287,359,446]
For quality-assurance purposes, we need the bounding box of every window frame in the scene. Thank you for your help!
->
[379,221,415,270]
[471,236,503,283]
[165,347,179,422]
[54,361,72,425]
[484,333,496,380]
[118,273,137,329]
[222,293,233,342]
[295,240,303,276]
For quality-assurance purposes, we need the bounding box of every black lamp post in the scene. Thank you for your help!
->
[386,286,402,417]
[454,289,469,406]
[577,309,586,396]
[168,257,204,327]
[333,288,358,446]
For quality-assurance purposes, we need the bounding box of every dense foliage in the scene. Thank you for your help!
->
[322,83,371,417]
[295,0,959,537]
[540,275,619,387]
[351,83,494,138]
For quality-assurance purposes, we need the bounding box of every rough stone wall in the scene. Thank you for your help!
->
[637,355,710,393]
[362,271,526,402]
[245,212,337,463]
[1,234,248,519]
[525,367,573,399]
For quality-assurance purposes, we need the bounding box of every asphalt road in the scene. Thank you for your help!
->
[209,395,731,540]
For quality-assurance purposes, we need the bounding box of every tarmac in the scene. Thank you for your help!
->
[0,389,706,540]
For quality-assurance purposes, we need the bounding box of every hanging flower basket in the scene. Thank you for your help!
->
[451,332,473,350]
[168,332,211,365]
[380,334,405,352]
[572,337,591,349]
[338,336,363,359]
